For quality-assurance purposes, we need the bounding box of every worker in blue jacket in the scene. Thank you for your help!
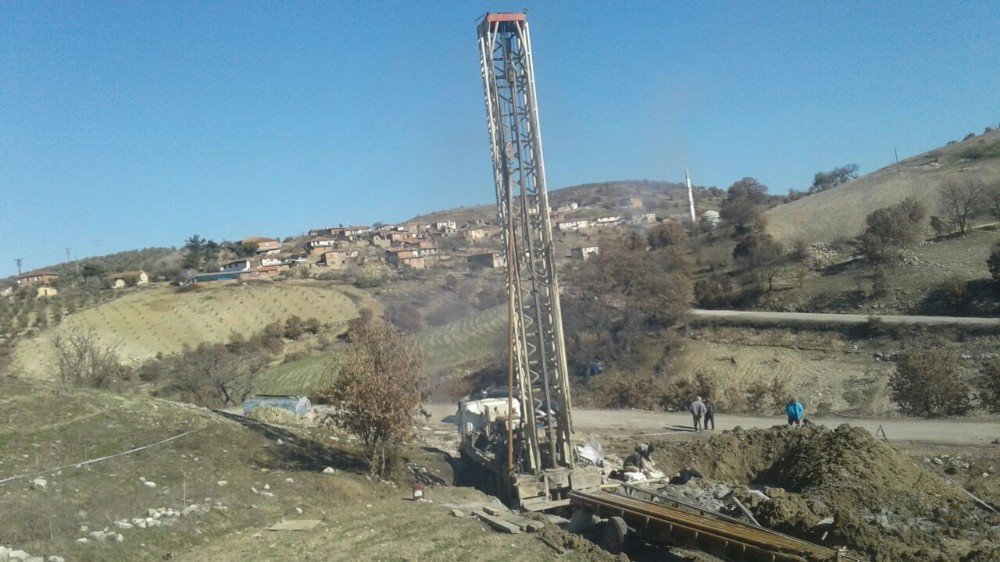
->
[786,398,804,427]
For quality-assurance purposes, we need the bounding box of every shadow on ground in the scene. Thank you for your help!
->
[213,410,366,474]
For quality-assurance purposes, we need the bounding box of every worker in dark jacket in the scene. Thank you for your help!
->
[704,397,717,430]
[690,396,707,431]
[786,398,804,427]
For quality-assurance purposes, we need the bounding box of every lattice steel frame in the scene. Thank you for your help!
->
[478,13,574,472]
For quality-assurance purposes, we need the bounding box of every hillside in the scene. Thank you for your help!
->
[9,282,359,379]
[0,378,585,561]
[767,129,1000,244]
[408,179,713,225]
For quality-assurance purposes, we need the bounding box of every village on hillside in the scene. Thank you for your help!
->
[6,192,719,297]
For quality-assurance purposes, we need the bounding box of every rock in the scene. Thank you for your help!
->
[7,550,28,560]
[182,505,207,517]
[89,531,107,541]
[483,506,503,516]
[75,539,88,544]
[260,491,274,498]
[285,478,294,483]
[30,478,47,491]
[114,521,133,530]
[46,557,66,562]
[295,507,303,514]
[143,481,157,488]
[322,467,336,474]
[450,509,465,517]
[932,457,944,465]
[264,484,271,490]
[217,481,228,486]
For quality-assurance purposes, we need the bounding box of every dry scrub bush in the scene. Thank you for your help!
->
[977,357,1000,413]
[891,348,971,417]
[51,330,131,389]
[315,319,426,478]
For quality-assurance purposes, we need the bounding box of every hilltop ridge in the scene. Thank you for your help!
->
[767,129,1000,243]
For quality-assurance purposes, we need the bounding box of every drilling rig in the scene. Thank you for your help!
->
[457,12,602,511]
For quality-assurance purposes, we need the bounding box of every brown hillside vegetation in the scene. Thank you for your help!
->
[767,129,1000,244]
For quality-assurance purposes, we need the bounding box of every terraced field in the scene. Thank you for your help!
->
[681,337,885,412]
[254,354,341,396]
[10,283,358,379]
[414,305,506,376]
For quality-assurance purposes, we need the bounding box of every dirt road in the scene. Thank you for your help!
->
[428,404,999,446]
[691,308,1000,328]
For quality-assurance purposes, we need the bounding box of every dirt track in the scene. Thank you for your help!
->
[691,308,1000,327]
[427,404,999,446]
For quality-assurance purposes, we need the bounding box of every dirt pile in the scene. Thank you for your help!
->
[650,424,999,561]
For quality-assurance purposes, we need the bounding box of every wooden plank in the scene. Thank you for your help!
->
[473,510,522,534]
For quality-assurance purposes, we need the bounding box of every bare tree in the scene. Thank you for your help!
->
[938,179,984,235]
[51,330,131,389]
[315,319,426,478]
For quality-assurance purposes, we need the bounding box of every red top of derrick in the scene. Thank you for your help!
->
[484,12,526,23]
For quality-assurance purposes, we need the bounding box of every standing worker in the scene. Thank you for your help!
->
[704,397,717,430]
[786,398,804,427]
[690,396,707,432]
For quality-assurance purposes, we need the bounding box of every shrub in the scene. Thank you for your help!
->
[314,320,426,478]
[890,348,971,417]
[283,315,304,339]
[977,357,1000,413]
[385,303,423,333]
[51,331,132,389]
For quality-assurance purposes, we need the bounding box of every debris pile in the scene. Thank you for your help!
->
[649,424,999,561]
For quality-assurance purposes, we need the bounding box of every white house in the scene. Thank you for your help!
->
[220,259,252,272]
[571,246,600,261]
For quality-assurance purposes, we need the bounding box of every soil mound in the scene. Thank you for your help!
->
[650,424,998,561]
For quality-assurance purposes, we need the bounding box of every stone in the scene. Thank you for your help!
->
[322,467,336,474]
[143,481,157,488]
[30,478,47,491]
[114,521,133,530]
[217,481,228,487]
[7,550,28,560]
[46,557,66,562]
[450,509,465,517]
[75,539,88,544]
[267,520,322,531]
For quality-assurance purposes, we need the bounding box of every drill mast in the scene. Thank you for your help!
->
[478,13,574,472]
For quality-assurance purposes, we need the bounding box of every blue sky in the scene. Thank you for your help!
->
[2,1,998,277]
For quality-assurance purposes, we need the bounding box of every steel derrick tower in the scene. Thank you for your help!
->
[478,13,574,473]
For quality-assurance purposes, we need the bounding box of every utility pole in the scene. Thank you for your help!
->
[685,167,697,225]
[894,149,901,175]
[15,258,23,277]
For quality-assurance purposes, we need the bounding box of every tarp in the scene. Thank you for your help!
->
[243,395,311,416]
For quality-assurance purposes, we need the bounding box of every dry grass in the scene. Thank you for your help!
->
[9,282,358,379]
[0,378,597,561]
[767,130,1000,244]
